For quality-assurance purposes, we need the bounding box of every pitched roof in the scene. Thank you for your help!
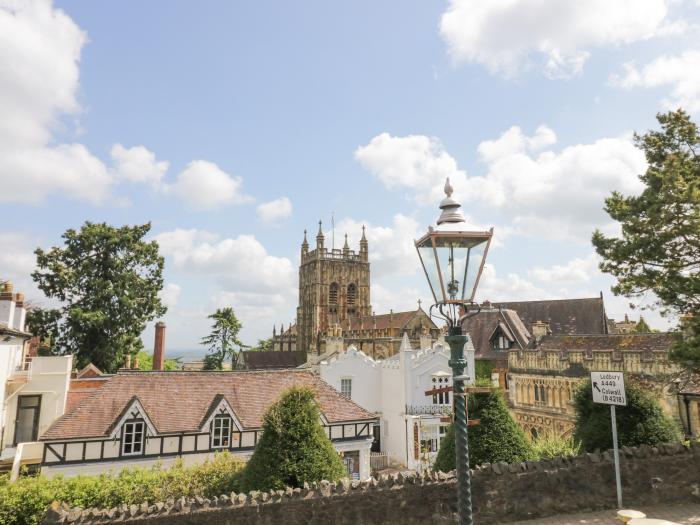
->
[462,308,530,360]
[241,350,307,369]
[492,297,608,335]
[41,370,376,441]
[533,333,674,352]
[341,308,436,332]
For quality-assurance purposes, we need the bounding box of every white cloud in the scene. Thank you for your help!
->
[168,160,252,210]
[477,263,554,302]
[371,283,427,315]
[334,214,422,278]
[159,283,181,309]
[257,197,293,224]
[529,254,600,284]
[154,229,295,294]
[469,126,647,240]
[111,144,169,187]
[611,50,700,112]
[0,0,115,203]
[440,0,672,78]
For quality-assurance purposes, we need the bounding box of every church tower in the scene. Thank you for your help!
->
[296,222,371,353]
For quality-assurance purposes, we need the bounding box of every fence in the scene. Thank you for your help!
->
[370,451,388,470]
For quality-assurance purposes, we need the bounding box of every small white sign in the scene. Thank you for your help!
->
[591,371,626,406]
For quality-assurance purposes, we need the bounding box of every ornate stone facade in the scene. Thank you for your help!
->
[507,333,681,438]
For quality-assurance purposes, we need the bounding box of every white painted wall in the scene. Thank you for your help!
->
[319,346,381,412]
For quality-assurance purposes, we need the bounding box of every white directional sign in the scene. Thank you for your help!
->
[591,371,626,406]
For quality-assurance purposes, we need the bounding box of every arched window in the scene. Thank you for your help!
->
[540,385,546,403]
[530,427,539,440]
[347,283,356,306]
[534,384,539,402]
[329,283,339,305]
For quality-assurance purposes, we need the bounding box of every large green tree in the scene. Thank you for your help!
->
[592,110,700,372]
[573,380,680,451]
[31,222,166,372]
[434,391,533,471]
[239,386,346,491]
[201,307,245,370]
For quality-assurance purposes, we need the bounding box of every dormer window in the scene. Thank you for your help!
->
[121,420,145,456]
[211,414,232,448]
[491,329,511,350]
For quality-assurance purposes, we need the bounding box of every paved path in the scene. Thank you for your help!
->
[511,503,700,524]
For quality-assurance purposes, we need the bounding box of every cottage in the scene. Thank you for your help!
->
[40,369,378,480]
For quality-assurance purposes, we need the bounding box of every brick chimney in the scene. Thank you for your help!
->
[153,321,166,371]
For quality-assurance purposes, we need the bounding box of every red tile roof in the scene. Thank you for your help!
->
[42,370,376,441]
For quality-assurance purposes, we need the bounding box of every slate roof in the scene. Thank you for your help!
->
[341,308,436,332]
[533,333,675,352]
[241,350,307,369]
[41,370,376,441]
[462,308,531,360]
[492,297,608,335]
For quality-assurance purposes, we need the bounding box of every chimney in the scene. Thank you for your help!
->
[531,320,550,342]
[0,281,16,328]
[13,292,26,332]
[153,321,166,371]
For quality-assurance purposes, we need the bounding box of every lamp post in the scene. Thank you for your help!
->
[415,178,492,525]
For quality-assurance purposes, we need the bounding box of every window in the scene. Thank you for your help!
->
[492,333,510,350]
[122,420,145,455]
[432,376,450,405]
[347,284,356,305]
[341,378,352,399]
[329,283,339,305]
[211,415,231,448]
[534,384,539,402]
[14,395,41,445]
[540,385,546,403]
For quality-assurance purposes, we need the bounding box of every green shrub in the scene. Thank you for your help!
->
[531,432,581,459]
[0,452,243,525]
[433,391,533,472]
[573,379,681,451]
[239,386,346,491]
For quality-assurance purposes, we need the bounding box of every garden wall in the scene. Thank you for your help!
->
[42,441,700,525]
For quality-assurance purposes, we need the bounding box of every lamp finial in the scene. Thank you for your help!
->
[444,177,453,198]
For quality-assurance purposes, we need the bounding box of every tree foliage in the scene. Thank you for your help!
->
[591,110,700,371]
[249,337,273,352]
[573,380,680,451]
[434,391,533,471]
[31,222,166,373]
[25,307,61,355]
[135,351,179,371]
[239,387,346,491]
[200,307,245,370]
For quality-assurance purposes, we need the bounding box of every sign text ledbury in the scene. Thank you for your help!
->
[590,371,626,406]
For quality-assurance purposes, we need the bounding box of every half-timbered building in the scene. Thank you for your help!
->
[40,370,378,480]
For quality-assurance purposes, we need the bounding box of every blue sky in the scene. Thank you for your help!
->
[2,0,699,353]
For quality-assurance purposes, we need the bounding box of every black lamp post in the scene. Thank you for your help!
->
[415,178,492,525]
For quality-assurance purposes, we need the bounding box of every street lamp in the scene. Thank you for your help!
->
[415,178,492,525]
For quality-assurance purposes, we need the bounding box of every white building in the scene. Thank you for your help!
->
[320,333,475,471]
[0,282,73,476]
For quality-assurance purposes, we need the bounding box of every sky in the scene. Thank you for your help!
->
[2,0,699,353]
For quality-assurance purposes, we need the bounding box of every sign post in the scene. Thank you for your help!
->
[590,371,626,509]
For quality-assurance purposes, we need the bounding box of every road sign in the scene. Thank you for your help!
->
[591,371,626,406]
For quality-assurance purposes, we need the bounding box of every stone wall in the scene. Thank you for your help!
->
[42,441,700,525]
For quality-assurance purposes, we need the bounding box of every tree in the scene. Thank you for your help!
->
[249,337,273,352]
[573,380,680,451]
[31,222,166,373]
[25,307,61,355]
[239,386,346,491]
[632,316,653,333]
[592,110,700,372]
[200,307,245,370]
[135,351,180,371]
[433,391,533,471]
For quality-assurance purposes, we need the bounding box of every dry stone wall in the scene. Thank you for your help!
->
[42,441,700,525]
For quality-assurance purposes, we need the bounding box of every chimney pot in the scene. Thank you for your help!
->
[153,321,166,371]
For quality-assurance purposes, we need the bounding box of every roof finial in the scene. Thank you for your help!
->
[361,225,367,241]
[437,177,465,225]
[343,233,349,249]
[444,177,453,198]
[317,220,323,236]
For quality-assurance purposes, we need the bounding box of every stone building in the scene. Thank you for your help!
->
[271,224,440,360]
[507,333,680,438]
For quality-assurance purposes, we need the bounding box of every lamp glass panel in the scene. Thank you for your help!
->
[461,238,488,301]
[418,244,441,302]
[433,235,489,302]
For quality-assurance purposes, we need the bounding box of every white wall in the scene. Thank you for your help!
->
[320,346,381,412]
[0,337,27,450]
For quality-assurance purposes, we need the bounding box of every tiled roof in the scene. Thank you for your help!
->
[462,308,530,360]
[42,370,376,441]
[492,297,608,335]
[534,333,675,352]
[341,308,436,332]
[241,350,307,369]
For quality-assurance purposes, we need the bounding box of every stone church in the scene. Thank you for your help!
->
[271,223,440,360]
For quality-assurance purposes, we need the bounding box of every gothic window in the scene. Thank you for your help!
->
[540,385,546,403]
[530,427,539,440]
[431,376,450,405]
[347,284,356,306]
[329,282,339,314]
[121,420,145,456]
[211,414,232,448]
[534,384,539,402]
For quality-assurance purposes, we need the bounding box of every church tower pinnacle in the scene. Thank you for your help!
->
[316,221,324,251]
[360,225,368,261]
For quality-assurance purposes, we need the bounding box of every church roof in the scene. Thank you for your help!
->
[491,297,608,335]
[532,333,674,352]
[241,350,307,369]
[42,370,376,441]
[341,308,436,332]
